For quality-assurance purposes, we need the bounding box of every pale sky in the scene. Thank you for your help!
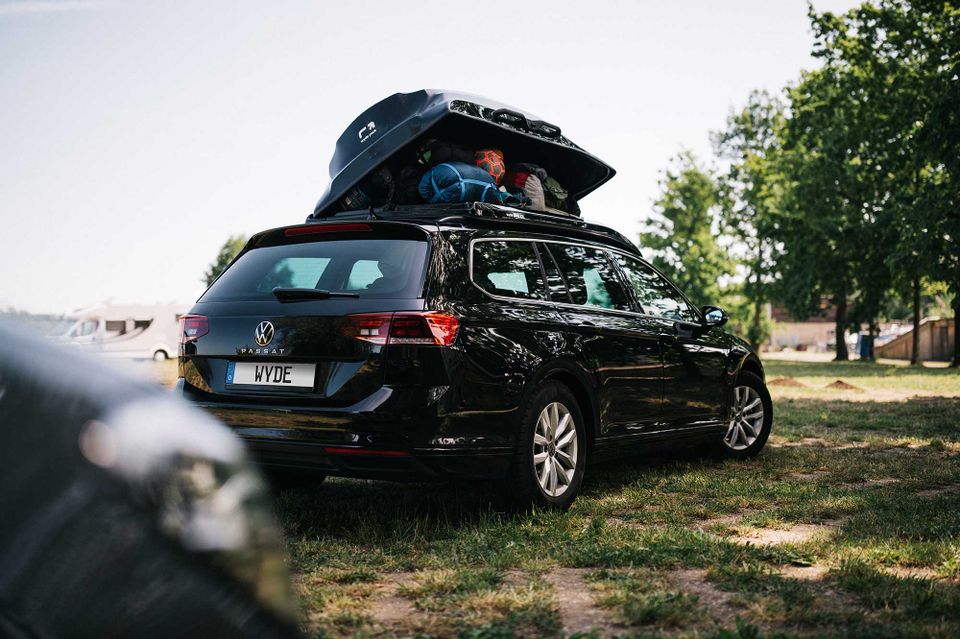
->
[0,0,860,314]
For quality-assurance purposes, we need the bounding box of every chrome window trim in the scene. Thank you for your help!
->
[468,236,703,324]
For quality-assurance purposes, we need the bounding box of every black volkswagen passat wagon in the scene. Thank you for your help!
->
[177,204,771,509]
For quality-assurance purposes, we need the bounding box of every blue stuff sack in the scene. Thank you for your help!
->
[419,162,528,206]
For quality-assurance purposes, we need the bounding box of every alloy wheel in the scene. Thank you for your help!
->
[724,385,765,451]
[533,401,578,497]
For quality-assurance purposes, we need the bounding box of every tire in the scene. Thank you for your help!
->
[506,381,587,511]
[717,371,772,459]
[152,350,168,362]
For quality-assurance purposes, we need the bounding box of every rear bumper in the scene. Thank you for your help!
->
[240,438,512,480]
[176,379,516,480]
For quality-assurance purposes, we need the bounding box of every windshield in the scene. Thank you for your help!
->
[200,238,430,302]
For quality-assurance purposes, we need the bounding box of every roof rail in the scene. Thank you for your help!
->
[307,202,589,227]
[302,202,639,255]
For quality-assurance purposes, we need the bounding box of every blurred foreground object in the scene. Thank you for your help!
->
[0,321,299,638]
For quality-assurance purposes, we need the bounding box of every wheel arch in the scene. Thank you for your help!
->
[526,360,599,456]
[736,353,765,382]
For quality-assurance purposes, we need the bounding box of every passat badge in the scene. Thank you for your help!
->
[254,321,274,347]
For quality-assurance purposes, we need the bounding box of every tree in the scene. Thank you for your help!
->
[776,62,865,361]
[713,90,786,349]
[203,235,248,287]
[799,0,957,365]
[639,151,733,309]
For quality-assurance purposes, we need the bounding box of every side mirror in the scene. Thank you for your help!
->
[702,305,728,327]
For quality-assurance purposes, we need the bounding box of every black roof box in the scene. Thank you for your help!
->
[309,90,616,219]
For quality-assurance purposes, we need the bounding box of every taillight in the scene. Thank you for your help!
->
[391,312,460,346]
[339,313,392,345]
[178,315,209,343]
[340,312,460,347]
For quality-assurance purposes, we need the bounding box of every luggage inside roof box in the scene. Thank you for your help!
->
[309,89,616,219]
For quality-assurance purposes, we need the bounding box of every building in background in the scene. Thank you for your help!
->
[875,317,955,362]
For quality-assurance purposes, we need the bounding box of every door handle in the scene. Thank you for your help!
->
[578,320,595,327]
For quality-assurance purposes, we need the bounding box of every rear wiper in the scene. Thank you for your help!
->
[272,287,361,302]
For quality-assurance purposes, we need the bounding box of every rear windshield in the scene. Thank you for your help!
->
[200,239,430,302]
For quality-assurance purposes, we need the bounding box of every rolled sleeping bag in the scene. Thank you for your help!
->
[504,170,546,211]
[419,162,504,204]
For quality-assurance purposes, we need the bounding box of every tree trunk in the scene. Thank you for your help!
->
[835,291,848,361]
[910,275,921,366]
[952,295,959,368]
[752,292,763,351]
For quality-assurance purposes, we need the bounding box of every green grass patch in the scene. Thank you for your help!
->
[275,358,960,638]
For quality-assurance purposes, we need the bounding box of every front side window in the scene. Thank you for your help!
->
[615,254,698,322]
[472,240,546,300]
[547,244,631,311]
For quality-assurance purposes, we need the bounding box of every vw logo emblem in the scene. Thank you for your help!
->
[254,321,275,347]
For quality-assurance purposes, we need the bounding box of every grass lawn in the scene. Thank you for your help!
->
[236,358,960,638]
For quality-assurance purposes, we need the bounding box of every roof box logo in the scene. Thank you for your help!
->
[358,121,377,144]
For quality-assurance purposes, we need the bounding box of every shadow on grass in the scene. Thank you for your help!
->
[764,359,958,379]
[776,395,960,441]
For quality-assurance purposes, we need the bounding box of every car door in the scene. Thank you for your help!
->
[541,242,663,437]
[464,238,565,418]
[612,253,728,430]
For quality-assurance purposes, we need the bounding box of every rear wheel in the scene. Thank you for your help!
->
[717,371,771,458]
[152,349,168,362]
[506,381,586,510]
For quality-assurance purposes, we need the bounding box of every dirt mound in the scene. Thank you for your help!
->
[825,380,863,392]
[768,377,807,388]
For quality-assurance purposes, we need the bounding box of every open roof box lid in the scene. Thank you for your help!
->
[309,89,616,219]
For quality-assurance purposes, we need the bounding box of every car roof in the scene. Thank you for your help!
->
[298,202,641,256]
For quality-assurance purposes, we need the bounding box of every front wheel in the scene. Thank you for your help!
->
[718,371,772,458]
[506,381,587,511]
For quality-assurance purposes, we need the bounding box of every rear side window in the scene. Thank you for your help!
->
[615,254,699,322]
[547,244,631,311]
[472,240,546,300]
[201,239,429,301]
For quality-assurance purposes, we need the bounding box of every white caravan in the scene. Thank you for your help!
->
[54,304,189,360]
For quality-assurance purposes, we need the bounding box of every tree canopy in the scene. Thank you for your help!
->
[203,235,248,288]
[642,0,959,364]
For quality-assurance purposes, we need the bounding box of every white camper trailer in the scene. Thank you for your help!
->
[54,304,188,360]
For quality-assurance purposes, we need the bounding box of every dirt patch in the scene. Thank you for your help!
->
[785,470,831,481]
[771,437,874,450]
[694,510,756,532]
[369,572,417,628]
[768,377,807,388]
[731,521,841,546]
[841,477,901,489]
[883,566,943,580]
[605,516,645,529]
[545,568,618,636]
[670,569,739,628]
[825,380,863,392]
[916,484,960,498]
[780,565,830,581]
[770,437,831,448]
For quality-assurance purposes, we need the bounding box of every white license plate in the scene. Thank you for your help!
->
[226,362,316,388]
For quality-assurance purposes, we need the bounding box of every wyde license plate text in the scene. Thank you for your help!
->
[226,362,316,387]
